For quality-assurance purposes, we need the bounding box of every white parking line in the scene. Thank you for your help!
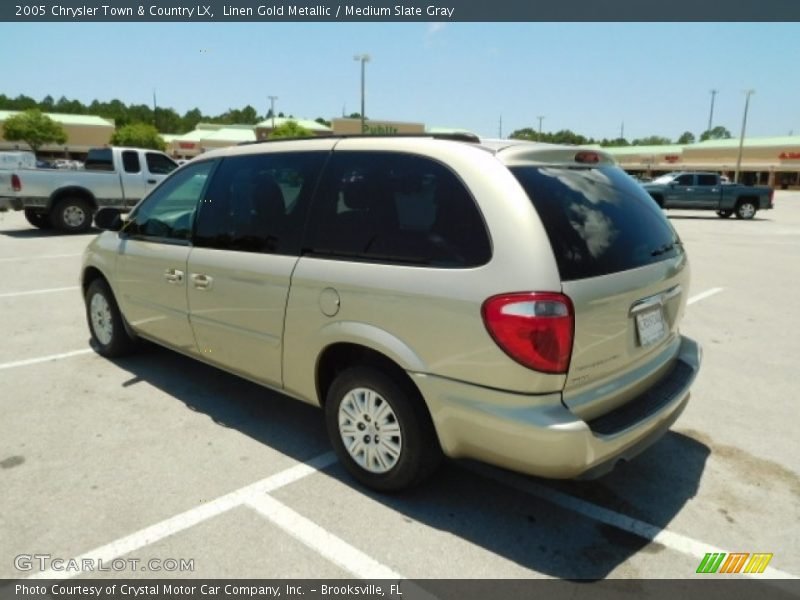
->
[470,464,798,582]
[687,287,724,305]
[28,452,338,580]
[0,349,93,371]
[246,494,404,579]
[0,286,79,298]
[0,253,82,262]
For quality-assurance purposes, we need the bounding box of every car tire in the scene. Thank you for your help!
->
[85,278,138,357]
[735,200,757,220]
[716,210,733,218]
[24,208,53,229]
[51,197,93,233]
[325,366,442,492]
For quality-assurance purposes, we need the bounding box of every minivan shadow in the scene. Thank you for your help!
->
[668,215,771,222]
[0,227,98,238]
[107,343,710,580]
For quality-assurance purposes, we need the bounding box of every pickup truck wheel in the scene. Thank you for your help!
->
[51,197,93,233]
[716,210,733,218]
[735,201,757,220]
[24,208,53,229]
[325,366,442,492]
[85,279,138,357]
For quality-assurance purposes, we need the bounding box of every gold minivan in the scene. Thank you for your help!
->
[82,136,701,491]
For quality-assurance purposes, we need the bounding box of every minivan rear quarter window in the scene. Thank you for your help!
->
[511,166,682,281]
[305,151,491,268]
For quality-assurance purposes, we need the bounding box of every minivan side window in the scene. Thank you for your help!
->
[304,152,491,267]
[123,160,214,242]
[194,152,326,255]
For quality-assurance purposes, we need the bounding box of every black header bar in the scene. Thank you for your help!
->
[3,0,800,22]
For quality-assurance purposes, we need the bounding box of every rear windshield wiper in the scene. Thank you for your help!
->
[650,242,678,257]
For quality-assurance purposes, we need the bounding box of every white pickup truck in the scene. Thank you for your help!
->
[1,147,178,233]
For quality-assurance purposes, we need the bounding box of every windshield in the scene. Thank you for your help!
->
[511,165,682,281]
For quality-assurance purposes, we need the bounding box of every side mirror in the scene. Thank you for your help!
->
[94,207,124,231]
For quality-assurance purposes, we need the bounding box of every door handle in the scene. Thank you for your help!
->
[164,268,184,283]
[191,273,213,290]
[147,179,157,184]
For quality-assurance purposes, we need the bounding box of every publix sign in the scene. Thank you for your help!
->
[331,118,425,136]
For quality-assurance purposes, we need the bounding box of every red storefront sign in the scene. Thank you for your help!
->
[179,142,196,150]
[664,155,680,163]
[778,152,800,160]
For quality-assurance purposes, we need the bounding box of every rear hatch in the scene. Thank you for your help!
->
[508,158,688,419]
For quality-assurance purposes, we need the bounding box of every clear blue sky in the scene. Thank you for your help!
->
[1,22,799,141]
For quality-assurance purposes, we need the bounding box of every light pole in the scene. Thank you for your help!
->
[708,89,718,132]
[734,89,755,184]
[268,95,278,131]
[537,115,544,136]
[354,53,370,133]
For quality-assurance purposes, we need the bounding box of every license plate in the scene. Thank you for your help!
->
[635,308,667,347]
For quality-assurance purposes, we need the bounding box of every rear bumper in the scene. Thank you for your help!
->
[413,335,701,479]
[0,197,23,211]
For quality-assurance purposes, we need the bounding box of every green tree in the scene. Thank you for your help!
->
[549,129,593,145]
[11,94,38,110]
[181,108,203,133]
[600,138,631,147]
[632,135,672,146]
[110,123,166,150]
[699,126,732,141]
[677,131,696,144]
[54,95,83,114]
[268,120,313,139]
[509,127,541,141]
[315,117,332,127]
[510,127,595,145]
[2,109,67,154]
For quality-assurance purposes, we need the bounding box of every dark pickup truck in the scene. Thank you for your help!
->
[642,172,774,219]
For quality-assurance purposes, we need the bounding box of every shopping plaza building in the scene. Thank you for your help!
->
[1,110,799,188]
[603,137,800,189]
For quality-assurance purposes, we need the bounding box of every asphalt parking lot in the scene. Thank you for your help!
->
[1,195,798,585]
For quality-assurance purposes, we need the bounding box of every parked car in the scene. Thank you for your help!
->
[643,171,773,219]
[82,136,701,491]
[3,147,178,232]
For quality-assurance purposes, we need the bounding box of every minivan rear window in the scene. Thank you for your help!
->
[511,166,682,281]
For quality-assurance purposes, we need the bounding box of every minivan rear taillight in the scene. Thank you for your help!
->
[11,174,21,192]
[482,292,574,374]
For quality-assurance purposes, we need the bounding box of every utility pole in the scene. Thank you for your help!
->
[353,53,370,133]
[537,115,544,136]
[620,121,625,140]
[708,89,718,132]
[268,95,278,130]
[152,89,158,130]
[734,89,755,184]
[499,116,502,139]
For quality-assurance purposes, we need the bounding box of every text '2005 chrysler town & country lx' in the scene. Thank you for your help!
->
[82,135,701,491]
